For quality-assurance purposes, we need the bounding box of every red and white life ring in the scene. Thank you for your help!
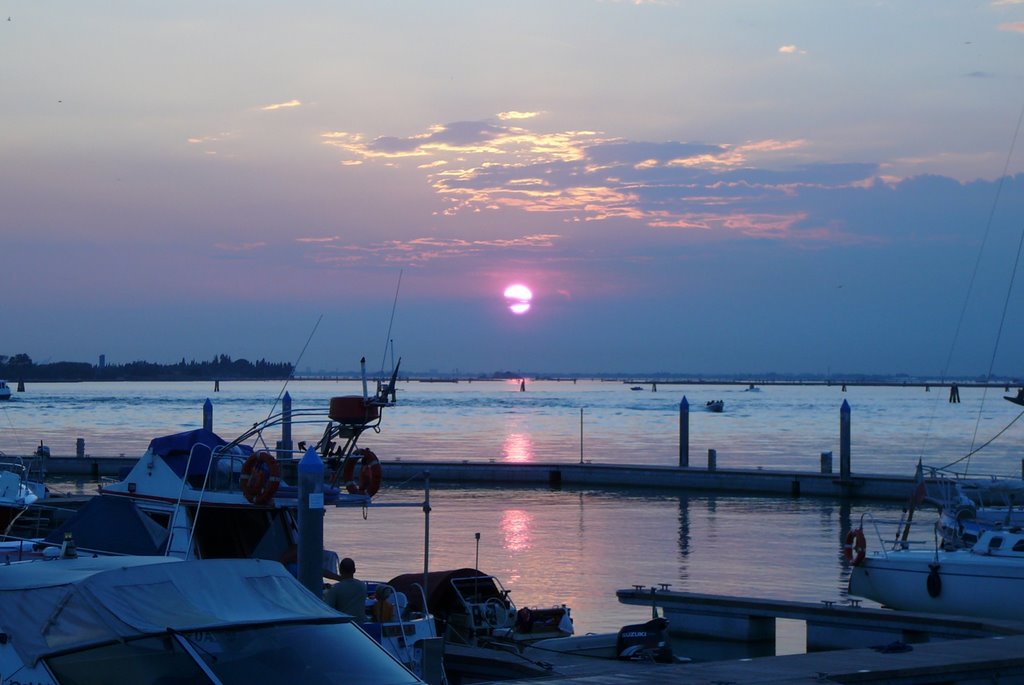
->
[843,528,866,566]
[240,451,282,504]
[341,448,382,497]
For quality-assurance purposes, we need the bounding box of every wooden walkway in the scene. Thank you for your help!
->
[495,634,1024,685]
[29,455,924,501]
[615,587,1024,649]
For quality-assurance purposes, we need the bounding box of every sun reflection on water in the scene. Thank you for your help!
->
[502,432,534,462]
[501,509,533,558]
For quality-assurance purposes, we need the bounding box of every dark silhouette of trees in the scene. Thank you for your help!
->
[0,354,293,381]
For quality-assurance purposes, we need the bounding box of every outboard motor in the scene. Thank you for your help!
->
[615,616,673,663]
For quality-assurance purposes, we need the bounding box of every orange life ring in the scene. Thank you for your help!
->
[240,451,282,504]
[341,448,382,497]
[844,528,866,565]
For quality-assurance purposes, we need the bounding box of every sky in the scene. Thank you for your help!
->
[3,1,1024,378]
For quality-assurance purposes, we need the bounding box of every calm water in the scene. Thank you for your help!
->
[2,380,1022,649]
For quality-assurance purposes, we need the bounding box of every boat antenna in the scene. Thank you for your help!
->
[379,269,403,380]
[264,313,323,423]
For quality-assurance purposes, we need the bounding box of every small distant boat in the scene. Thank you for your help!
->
[0,381,10,401]
[630,386,644,391]
[744,384,760,392]
[705,400,724,413]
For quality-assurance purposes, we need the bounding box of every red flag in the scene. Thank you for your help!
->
[910,459,926,506]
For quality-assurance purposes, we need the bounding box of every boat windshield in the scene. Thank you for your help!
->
[46,634,214,685]
[46,620,422,685]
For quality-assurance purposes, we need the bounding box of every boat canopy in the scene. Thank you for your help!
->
[388,568,505,616]
[147,428,253,479]
[0,557,338,666]
[44,496,170,556]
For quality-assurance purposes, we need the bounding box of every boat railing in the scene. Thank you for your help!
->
[221,405,387,463]
[0,457,29,481]
[859,512,937,559]
[921,464,1024,512]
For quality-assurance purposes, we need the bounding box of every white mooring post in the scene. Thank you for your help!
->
[298,446,325,596]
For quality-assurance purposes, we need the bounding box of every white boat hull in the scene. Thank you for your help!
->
[849,548,1024,620]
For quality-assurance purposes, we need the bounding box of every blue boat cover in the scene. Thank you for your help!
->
[147,429,253,479]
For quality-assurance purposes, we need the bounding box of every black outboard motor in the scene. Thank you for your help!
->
[615,616,674,663]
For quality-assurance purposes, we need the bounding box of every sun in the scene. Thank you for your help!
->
[503,284,533,315]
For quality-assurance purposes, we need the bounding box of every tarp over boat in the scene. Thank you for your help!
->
[388,568,505,617]
[146,428,253,480]
[0,557,339,666]
[44,496,170,556]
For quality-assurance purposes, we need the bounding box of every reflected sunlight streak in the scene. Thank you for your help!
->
[501,509,534,553]
[502,432,535,462]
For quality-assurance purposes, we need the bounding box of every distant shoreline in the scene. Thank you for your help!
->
[5,375,1022,390]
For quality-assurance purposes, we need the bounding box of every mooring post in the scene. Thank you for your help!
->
[202,398,213,432]
[840,399,851,481]
[679,396,690,467]
[707,448,717,471]
[297,445,325,596]
[281,391,293,458]
[820,451,833,474]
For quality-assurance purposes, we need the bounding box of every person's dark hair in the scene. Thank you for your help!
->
[339,557,356,575]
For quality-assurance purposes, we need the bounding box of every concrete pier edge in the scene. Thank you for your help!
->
[34,455,920,501]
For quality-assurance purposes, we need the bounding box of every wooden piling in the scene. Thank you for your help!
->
[840,400,851,481]
[202,398,213,432]
[679,396,689,467]
[281,392,293,458]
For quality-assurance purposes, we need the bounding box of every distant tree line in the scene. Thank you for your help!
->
[0,353,293,382]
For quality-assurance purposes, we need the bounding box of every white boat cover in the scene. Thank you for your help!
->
[0,556,338,666]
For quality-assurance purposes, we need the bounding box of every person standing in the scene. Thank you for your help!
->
[323,557,367,619]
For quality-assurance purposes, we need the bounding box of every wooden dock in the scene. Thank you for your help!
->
[495,635,1024,685]
[616,586,1024,649]
[29,456,923,501]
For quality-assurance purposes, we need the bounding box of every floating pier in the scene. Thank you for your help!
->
[497,635,1024,685]
[28,456,925,501]
[615,586,1024,650]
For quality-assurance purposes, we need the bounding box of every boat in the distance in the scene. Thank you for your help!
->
[705,400,724,413]
[0,547,427,685]
[0,380,10,401]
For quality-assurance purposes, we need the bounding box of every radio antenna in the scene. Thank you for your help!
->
[266,313,323,422]
[379,269,403,378]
